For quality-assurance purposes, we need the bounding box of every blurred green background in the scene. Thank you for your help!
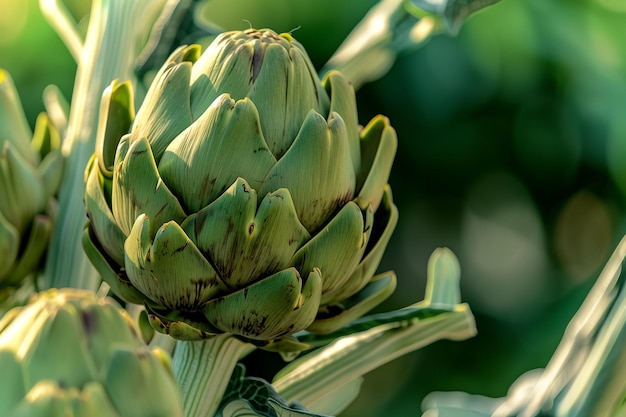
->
[3,0,626,415]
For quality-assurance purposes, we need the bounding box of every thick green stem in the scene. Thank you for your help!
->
[41,0,170,290]
[556,284,626,417]
[173,336,256,417]
[500,235,626,417]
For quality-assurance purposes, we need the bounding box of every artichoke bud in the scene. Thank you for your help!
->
[0,288,183,417]
[0,70,64,288]
[84,28,399,347]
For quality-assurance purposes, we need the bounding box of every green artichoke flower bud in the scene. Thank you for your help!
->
[0,288,183,417]
[0,70,64,289]
[84,29,398,346]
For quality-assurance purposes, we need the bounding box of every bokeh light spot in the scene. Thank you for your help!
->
[554,190,616,283]
[460,171,549,320]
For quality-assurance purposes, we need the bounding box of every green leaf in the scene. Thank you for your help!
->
[323,0,501,88]
[421,391,505,416]
[295,284,450,348]
[425,247,462,308]
[304,378,363,416]
[275,306,475,413]
[498,235,626,416]
[406,0,501,34]
[299,245,458,345]
[307,272,397,335]
[135,1,212,79]
[219,399,332,417]
[554,243,626,416]
[269,400,332,417]
[218,364,331,417]
[322,0,436,89]
[273,248,476,414]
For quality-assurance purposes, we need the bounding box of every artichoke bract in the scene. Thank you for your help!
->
[0,288,183,417]
[0,70,63,290]
[84,29,398,346]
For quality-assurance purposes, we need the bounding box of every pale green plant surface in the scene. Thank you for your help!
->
[4,0,626,416]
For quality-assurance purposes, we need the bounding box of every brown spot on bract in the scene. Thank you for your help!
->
[173,241,188,254]
[81,310,98,335]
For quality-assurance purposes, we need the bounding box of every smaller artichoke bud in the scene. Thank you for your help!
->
[0,288,183,417]
[0,70,63,289]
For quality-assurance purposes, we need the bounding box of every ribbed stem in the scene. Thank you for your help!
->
[504,235,626,417]
[41,0,173,290]
[173,336,256,417]
[556,284,626,417]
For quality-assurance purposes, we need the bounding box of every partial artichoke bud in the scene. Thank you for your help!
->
[84,29,398,347]
[0,288,183,417]
[0,70,63,289]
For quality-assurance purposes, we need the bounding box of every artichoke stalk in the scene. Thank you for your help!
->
[0,288,183,416]
[84,28,398,347]
[0,69,63,290]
